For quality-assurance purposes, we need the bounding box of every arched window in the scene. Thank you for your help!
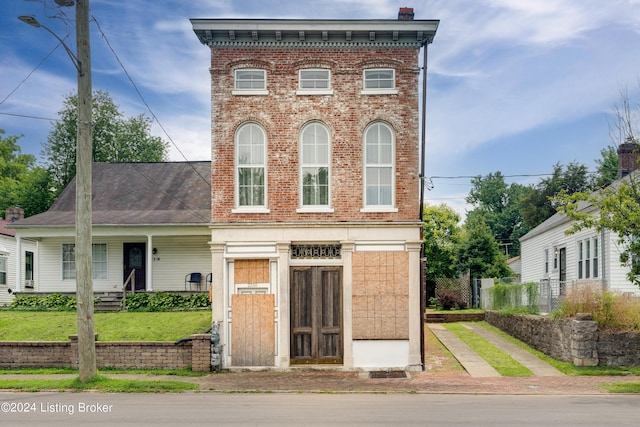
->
[364,122,394,207]
[300,122,330,207]
[235,123,267,208]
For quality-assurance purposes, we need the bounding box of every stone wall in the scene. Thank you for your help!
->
[0,334,211,372]
[486,311,640,367]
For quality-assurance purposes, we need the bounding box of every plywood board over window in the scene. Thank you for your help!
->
[234,259,270,284]
[352,251,409,340]
[231,294,275,366]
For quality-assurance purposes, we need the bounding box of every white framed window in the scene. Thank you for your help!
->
[234,123,269,213]
[544,248,549,274]
[362,68,398,95]
[62,243,108,280]
[297,69,333,95]
[0,256,6,286]
[233,69,268,95]
[62,243,75,280]
[577,237,599,280]
[361,122,397,212]
[298,122,332,212]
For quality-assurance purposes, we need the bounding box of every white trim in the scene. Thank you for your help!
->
[296,90,334,96]
[232,89,269,96]
[231,207,271,214]
[359,206,398,213]
[360,89,399,95]
[296,207,335,213]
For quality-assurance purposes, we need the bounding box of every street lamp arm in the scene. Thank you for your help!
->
[18,15,82,75]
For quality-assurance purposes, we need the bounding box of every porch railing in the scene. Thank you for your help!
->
[121,269,135,310]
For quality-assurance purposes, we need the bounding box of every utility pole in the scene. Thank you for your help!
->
[75,0,96,382]
[19,0,95,383]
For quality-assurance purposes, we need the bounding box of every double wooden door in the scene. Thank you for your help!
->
[290,267,342,364]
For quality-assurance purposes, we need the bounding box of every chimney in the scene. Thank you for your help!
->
[6,207,25,222]
[617,136,640,178]
[398,7,414,21]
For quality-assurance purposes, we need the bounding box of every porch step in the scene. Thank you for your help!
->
[94,292,123,312]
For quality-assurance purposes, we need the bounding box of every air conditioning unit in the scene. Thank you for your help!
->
[24,280,34,289]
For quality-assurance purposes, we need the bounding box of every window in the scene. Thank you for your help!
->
[363,122,396,210]
[0,256,6,286]
[553,246,558,270]
[233,69,267,95]
[235,123,268,211]
[544,249,549,274]
[62,244,75,280]
[299,122,331,210]
[62,243,108,280]
[593,238,599,278]
[577,237,599,280]
[25,251,34,281]
[298,69,332,95]
[93,244,108,280]
[578,241,583,279]
[362,68,398,94]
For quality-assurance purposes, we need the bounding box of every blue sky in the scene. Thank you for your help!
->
[2,0,640,217]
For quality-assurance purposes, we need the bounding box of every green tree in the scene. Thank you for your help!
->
[594,145,619,188]
[465,171,529,256]
[423,204,462,281]
[520,162,593,229]
[42,90,168,194]
[456,215,511,279]
[0,129,54,218]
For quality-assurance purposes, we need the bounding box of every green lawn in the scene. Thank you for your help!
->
[443,322,533,377]
[0,311,212,341]
[0,375,199,392]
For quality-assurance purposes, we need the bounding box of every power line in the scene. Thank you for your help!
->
[92,15,211,190]
[0,43,63,107]
[0,111,58,121]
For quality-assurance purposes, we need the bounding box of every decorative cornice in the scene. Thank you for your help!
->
[191,19,439,49]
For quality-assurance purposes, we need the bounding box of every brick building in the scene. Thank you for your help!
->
[191,9,438,370]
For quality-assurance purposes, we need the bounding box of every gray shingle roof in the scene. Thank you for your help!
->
[11,162,211,227]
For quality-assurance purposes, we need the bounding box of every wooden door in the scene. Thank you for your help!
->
[290,266,342,364]
[123,243,145,291]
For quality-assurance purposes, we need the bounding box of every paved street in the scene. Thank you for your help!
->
[1,392,640,426]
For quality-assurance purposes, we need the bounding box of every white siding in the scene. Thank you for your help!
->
[521,215,639,296]
[34,235,211,293]
[149,236,212,291]
[0,235,15,306]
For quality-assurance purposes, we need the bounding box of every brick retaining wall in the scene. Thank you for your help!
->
[0,334,211,372]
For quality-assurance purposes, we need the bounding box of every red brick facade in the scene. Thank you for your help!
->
[209,47,421,223]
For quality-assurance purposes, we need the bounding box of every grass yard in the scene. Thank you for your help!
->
[0,375,199,392]
[0,310,212,341]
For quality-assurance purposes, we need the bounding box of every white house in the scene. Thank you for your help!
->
[520,142,640,297]
[0,208,38,306]
[9,162,212,295]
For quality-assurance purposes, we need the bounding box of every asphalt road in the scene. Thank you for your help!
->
[1,392,639,426]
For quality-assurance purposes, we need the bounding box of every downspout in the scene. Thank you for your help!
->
[419,38,431,371]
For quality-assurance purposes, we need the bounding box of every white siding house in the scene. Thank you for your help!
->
[520,145,640,297]
[0,215,38,306]
[9,162,212,295]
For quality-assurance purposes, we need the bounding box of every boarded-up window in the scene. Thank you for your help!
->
[352,251,409,339]
[234,259,269,284]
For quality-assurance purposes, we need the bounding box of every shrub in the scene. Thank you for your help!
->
[123,292,210,311]
[553,286,640,330]
[7,294,98,311]
[436,290,467,310]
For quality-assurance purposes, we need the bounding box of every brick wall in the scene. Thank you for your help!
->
[210,47,421,222]
[0,334,212,372]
